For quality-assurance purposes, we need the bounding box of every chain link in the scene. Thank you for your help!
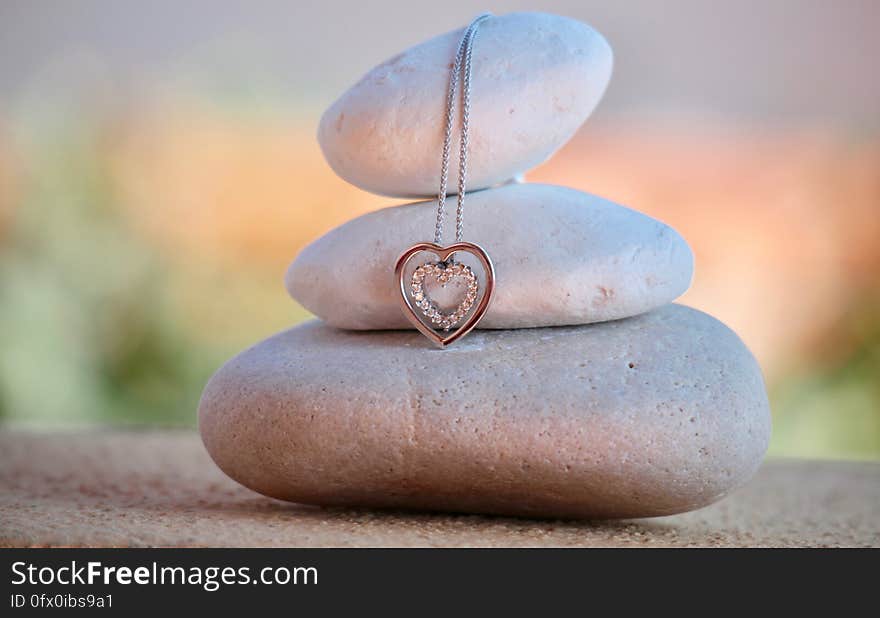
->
[434,13,492,246]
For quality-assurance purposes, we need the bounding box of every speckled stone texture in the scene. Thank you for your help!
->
[199,305,770,519]
[286,184,693,330]
[318,12,613,197]
[1,431,876,547]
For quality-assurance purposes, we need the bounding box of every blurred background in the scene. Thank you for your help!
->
[0,0,877,459]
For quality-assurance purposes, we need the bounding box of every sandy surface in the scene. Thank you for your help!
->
[1,430,877,547]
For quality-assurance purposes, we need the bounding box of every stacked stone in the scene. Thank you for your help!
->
[199,13,770,519]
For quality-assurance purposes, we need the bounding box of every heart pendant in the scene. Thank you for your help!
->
[394,241,495,348]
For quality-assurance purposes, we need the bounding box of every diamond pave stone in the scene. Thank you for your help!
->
[409,261,479,332]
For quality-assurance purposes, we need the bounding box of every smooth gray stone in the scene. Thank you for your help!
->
[318,12,613,197]
[286,183,694,330]
[199,305,771,519]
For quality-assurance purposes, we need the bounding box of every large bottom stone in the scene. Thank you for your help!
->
[198,305,770,519]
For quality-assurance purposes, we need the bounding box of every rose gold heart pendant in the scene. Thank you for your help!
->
[394,241,495,348]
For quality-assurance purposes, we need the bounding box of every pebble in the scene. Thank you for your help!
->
[286,183,694,330]
[199,304,771,519]
[318,12,613,197]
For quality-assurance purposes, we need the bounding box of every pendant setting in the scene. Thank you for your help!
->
[395,241,495,348]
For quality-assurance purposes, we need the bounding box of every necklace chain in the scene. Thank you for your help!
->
[433,13,492,246]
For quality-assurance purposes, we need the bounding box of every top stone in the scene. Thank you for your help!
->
[318,12,613,197]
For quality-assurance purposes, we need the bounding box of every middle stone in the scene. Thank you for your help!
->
[286,183,694,330]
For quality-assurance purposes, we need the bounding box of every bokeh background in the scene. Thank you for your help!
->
[1,0,878,459]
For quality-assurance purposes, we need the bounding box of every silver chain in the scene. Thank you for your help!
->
[433,13,492,246]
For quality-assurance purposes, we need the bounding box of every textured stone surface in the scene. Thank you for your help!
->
[286,184,693,330]
[318,12,612,197]
[199,305,769,519]
[1,431,877,547]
